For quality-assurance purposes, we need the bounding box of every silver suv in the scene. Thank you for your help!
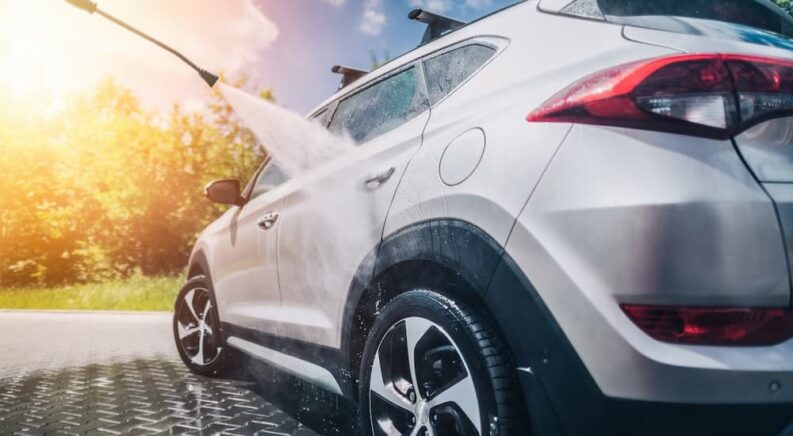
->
[173,1,793,434]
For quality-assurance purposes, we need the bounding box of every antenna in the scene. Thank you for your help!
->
[331,65,368,90]
[408,9,465,45]
[63,0,219,88]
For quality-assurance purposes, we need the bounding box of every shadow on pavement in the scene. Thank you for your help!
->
[226,355,361,436]
[0,355,360,435]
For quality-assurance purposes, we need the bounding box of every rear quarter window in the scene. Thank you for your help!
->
[328,67,429,143]
[423,44,497,105]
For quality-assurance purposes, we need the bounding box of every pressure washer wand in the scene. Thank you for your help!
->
[63,0,219,87]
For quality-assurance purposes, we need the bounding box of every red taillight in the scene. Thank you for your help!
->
[621,305,793,346]
[527,54,793,139]
[730,55,793,126]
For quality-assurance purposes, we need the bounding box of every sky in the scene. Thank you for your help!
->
[0,0,519,115]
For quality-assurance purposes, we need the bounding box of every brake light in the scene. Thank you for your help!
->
[621,305,793,346]
[527,54,793,139]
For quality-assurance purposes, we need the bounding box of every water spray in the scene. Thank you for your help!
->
[63,0,219,88]
[62,0,354,177]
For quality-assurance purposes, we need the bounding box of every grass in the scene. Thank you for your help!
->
[0,275,182,311]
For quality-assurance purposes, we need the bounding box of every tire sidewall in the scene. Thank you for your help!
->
[172,276,231,376]
[359,290,499,436]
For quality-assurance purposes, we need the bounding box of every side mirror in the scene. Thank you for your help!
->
[204,179,245,206]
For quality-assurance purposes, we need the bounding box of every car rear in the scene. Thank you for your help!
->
[504,1,793,434]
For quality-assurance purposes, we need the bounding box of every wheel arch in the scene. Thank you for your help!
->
[342,219,588,434]
[187,249,211,281]
[342,219,508,399]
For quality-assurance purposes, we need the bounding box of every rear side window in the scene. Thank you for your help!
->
[329,67,429,143]
[423,44,497,105]
[560,0,793,38]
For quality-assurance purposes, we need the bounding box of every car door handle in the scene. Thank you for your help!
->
[363,167,396,190]
[257,212,279,230]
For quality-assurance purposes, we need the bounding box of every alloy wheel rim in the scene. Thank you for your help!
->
[176,287,221,366]
[369,316,481,436]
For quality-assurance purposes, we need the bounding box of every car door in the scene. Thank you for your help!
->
[212,158,287,335]
[275,63,431,348]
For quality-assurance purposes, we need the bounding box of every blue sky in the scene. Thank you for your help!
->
[0,0,519,116]
[254,0,521,113]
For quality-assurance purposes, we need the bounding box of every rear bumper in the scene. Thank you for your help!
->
[486,253,793,436]
[517,368,793,436]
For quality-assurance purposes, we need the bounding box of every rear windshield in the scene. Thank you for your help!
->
[560,0,793,39]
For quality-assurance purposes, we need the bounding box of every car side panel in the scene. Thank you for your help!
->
[384,5,676,251]
[197,194,285,336]
[276,111,431,348]
[509,124,792,404]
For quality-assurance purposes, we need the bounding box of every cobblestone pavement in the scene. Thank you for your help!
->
[0,311,355,435]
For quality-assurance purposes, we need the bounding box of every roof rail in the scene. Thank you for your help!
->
[331,65,368,90]
[408,9,465,45]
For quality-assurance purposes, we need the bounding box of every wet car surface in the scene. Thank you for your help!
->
[0,312,355,435]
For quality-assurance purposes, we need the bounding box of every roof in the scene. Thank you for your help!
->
[305,0,531,116]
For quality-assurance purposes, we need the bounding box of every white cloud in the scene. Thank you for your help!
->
[465,0,494,9]
[321,0,347,7]
[360,0,387,35]
[361,0,495,37]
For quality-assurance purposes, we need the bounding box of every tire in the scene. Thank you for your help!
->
[173,275,238,376]
[359,290,527,436]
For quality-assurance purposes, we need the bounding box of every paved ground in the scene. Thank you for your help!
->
[0,311,355,435]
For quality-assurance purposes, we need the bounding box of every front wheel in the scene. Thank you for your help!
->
[173,276,237,376]
[359,290,527,436]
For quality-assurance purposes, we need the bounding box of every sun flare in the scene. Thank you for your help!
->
[0,2,85,99]
[0,0,278,111]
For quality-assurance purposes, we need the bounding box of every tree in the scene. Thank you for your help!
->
[773,0,793,15]
[0,79,271,286]
[370,49,392,70]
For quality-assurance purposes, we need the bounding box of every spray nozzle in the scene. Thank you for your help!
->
[199,70,219,88]
[62,0,218,88]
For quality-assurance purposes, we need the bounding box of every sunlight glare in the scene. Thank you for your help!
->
[0,0,278,111]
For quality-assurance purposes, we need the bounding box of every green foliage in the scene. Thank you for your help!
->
[0,78,270,287]
[773,0,793,15]
[0,275,182,311]
[370,49,392,70]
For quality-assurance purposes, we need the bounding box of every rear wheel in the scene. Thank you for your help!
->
[173,276,237,376]
[359,290,527,435]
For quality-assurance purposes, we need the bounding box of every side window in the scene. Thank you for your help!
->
[423,44,497,105]
[328,67,428,144]
[250,159,288,199]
